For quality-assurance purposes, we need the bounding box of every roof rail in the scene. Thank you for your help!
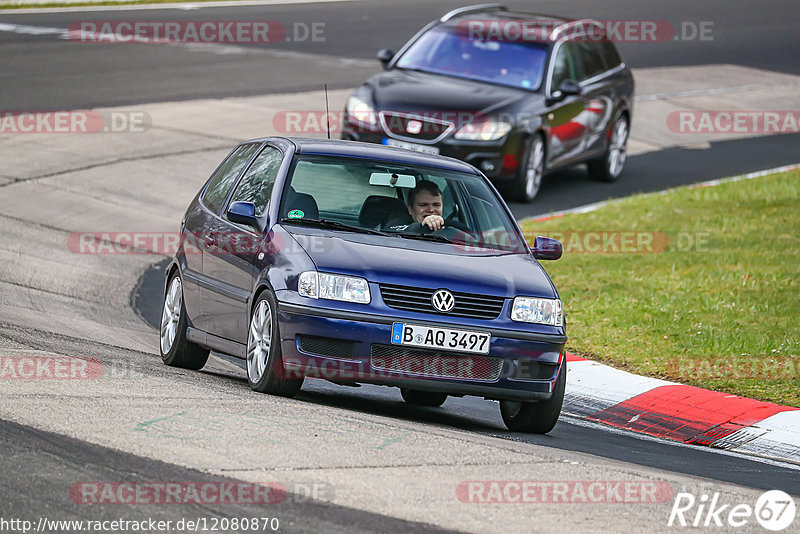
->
[440,3,508,22]
[550,18,604,40]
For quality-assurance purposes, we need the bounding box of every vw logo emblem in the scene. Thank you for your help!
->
[431,289,455,312]
[406,119,423,134]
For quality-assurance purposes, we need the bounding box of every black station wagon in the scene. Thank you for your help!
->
[342,4,635,202]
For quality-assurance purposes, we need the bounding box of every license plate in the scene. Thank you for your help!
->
[391,323,490,354]
[385,138,440,155]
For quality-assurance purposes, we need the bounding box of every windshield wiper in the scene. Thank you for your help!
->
[398,233,453,243]
[280,218,393,237]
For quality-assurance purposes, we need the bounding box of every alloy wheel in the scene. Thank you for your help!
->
[160,277,182,355]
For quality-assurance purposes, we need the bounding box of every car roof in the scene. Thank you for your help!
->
[438,4,600,43]
[249,136,481,175]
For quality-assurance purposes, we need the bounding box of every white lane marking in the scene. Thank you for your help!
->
[0,22,67,35]
[520,163,800,223]
[1,0,359,14]
[0,21,374,65]
[636,84,775,101]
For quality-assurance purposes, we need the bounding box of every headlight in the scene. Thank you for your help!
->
[345,96,378,128]
[298,271,371,304]
[511,297,562,326]
[454,119,512,141]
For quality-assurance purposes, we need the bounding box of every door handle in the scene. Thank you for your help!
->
[202,234,215,249]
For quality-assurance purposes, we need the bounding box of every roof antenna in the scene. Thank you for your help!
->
[324,83,331,139]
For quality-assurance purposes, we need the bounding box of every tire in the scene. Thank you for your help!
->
[246,290,304,397]
[160,273,210,370]
[511,135,545,203]
[588,114,629,182]
[401,388,447,407]
[499,357,566,434]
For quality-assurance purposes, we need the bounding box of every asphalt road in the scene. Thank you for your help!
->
[133,258,800,498]
[1,0,800,109]
[0,417,455,534]
[2,1,800,531]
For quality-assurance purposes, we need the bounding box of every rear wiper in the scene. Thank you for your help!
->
[280,218,393,237]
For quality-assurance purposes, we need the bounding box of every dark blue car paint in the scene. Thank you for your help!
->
[167,137,566,402]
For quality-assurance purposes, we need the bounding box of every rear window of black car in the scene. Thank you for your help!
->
[576,41,607,80]
[598,41,622,69]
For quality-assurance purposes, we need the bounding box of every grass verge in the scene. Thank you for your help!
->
[520,169,800,407]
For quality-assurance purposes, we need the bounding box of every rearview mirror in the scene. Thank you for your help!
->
[227,201,261,230]
[377,49,395,69]
[532,236,562,260]
[369,172,416,188]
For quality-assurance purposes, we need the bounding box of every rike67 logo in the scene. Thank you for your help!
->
[668,490,796,531]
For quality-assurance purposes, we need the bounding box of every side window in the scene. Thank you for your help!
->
[229,146,284,216]
[576,41,607,80]
[598,41,622,69]
[550,42,579,92]
[203,143,260,214]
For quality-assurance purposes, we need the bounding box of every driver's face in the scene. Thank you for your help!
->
[408,190,443,223]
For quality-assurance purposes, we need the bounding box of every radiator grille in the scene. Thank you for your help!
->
[379,111,454,143]
[379,284,504,320]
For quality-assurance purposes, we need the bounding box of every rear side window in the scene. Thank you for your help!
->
[229,146,284,216]
[202,143,260,213]
[598,41,622,69]
[576,41,606,80]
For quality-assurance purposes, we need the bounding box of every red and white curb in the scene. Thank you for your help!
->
[564,354,800,465]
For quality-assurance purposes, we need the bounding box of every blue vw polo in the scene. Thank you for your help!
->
[160,137,566,433]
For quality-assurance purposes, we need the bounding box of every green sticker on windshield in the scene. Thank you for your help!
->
[287,209,305,219]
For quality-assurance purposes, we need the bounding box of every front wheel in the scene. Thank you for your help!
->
[160,273,209,370]
[588,115,629,182]
[246,291,303,397]
[511,135,545,203]
[499,356,566,434]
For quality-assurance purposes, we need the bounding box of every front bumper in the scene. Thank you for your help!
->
[276,299,565,402]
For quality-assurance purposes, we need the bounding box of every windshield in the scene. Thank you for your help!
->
[279,155,527,253]
[395,27,549,90]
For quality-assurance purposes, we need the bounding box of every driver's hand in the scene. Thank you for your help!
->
[421,215,445,231]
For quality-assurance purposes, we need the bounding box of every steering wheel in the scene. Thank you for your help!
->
[403,221,476,244]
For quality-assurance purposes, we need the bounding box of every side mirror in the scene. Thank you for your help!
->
[227,201,260,230]
[548,79,582,104]
[377,49,395,69]
[559,79,582,96]
[532,236,562,260]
